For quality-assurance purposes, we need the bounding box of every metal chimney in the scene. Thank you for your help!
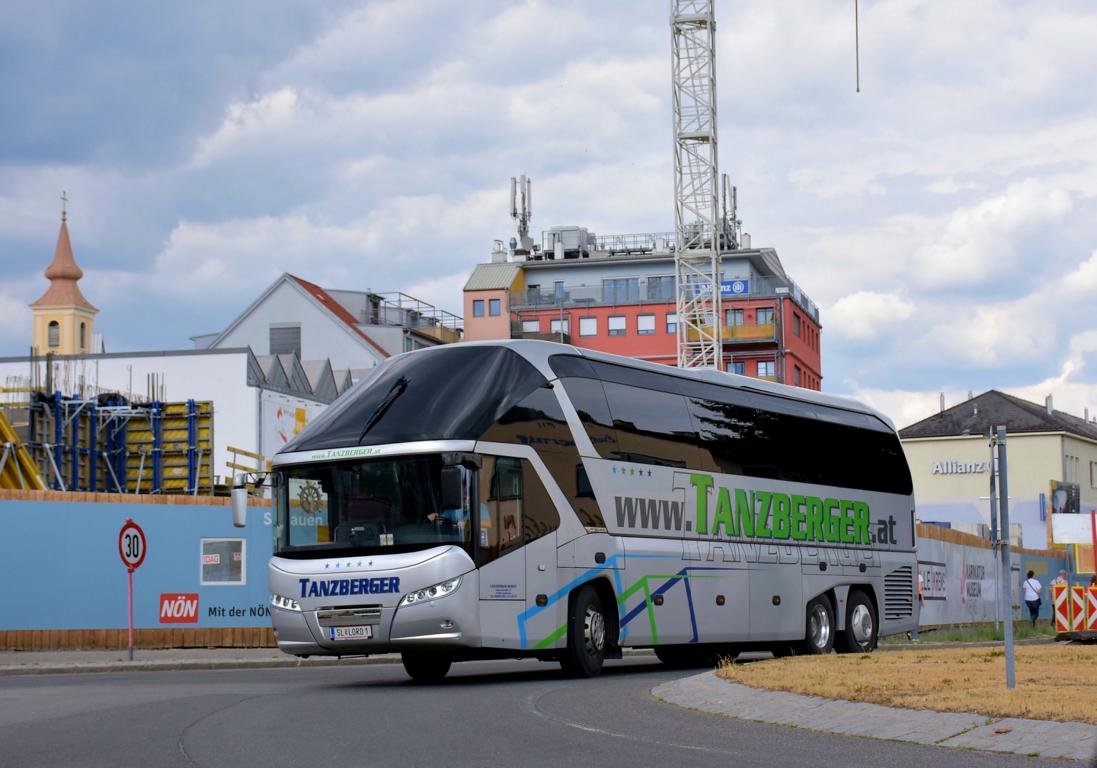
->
[1046,394,1053,415]
[939,392,945,413]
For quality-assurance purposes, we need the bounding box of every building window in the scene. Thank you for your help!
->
[79,322,86,349]
[473,299,485,317]
[1091,461,1097,489]
[666,313,678,333]
[554,281,565,301]
[47,321,60,348]
[794,365,801,386]
[646,275,676,302]
[731,362,745,375]
[608,316,626,336]
[756,307,774,325]
[269,324,302,357]
[602,278,640,304]
[725,308,744,326]
[489,298,501,316]
[793,313,801,336]
[550,318,569,335]
[521,319,540,333]
[579,317,597,337]
[637,314,655,335]
[758,360,775,377]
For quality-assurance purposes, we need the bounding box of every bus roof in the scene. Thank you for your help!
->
[434,340,896,431]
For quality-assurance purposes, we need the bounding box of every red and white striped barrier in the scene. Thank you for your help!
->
[1053,583,1071,633]
[1087,586,1097,632]
[1071,585,1086,631]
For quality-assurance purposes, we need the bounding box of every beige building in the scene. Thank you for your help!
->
[30,208,97,355]
[899,390,1097,552]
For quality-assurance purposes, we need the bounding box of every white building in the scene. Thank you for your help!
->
[191,273,462,381]
[0,347,340,490]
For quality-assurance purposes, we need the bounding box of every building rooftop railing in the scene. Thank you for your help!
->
[372,292,463,333]
[511,275,819,323]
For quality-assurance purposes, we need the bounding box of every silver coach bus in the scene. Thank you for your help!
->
[232,340,918,680]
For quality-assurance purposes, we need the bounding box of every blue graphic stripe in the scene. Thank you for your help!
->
[516,553,679,649]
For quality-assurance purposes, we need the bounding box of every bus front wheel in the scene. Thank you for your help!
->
[799,596,835,654]
[401,651,451,682]
[560,585,606,677]
[836,590,877,654]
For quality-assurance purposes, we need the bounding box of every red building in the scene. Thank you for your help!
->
[464,233,822,389]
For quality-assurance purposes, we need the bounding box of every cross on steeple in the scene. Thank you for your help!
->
[60,190,68,222]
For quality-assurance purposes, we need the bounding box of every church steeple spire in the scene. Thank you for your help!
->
[30,196,98,354]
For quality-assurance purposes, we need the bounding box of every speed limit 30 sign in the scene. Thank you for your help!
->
[118,519,147,571]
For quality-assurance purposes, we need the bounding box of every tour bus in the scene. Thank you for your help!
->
[232,340,918,680]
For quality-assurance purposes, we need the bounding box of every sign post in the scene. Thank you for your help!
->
[118,519,147,662]
[995,426,1016,689]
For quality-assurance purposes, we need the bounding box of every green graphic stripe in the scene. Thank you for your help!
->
[531,571,722,649]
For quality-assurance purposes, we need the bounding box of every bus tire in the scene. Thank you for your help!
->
[836,590,877,654]
[799,596,835,654]
[401,651,451,682]
[560,585,606,677]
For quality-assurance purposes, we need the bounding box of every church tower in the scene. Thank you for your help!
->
[30,194,98,355]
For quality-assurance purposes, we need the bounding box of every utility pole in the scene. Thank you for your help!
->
[671,0,723,370]
[988,433,1000,630]
[995,425,1016,689]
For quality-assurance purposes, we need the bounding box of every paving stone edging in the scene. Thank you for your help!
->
[653,671,1097,761]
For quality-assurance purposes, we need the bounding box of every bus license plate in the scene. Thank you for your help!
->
[330,625,373,641]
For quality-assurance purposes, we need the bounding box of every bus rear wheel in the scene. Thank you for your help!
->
[560,585,606,677]
[401,651,452,682]
[799,596,835,654]
[836,590,877,654]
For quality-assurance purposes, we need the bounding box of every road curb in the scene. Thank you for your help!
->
[653,670,1097,761]
[0,655,403,677]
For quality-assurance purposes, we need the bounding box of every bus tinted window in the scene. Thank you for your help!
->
[284,346,546,451]
[600,381,701,468]
[549,354,911,495]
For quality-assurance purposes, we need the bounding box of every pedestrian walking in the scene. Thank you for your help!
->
[1023,570,1042,626]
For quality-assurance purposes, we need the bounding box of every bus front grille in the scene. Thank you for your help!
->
[316,605,383,627]
[883,566,914,620]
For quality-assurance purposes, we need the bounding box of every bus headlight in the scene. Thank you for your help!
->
[271,593,302,611]
[399,577,461,606]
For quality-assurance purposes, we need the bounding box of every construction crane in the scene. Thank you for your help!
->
[672,0,725,370]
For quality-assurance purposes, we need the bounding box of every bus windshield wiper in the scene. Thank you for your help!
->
[358,377,408,443]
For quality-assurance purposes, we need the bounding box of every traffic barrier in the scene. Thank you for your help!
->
[1053,583,1071,632]
[1087,586,1097,632]
[1071,585,1086,631]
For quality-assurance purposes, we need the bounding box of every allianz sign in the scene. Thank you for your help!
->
[932,460,989,475]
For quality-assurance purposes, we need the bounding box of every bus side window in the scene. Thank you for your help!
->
[477,457,559,565]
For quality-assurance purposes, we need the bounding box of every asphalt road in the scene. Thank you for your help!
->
[0,657,1071,768]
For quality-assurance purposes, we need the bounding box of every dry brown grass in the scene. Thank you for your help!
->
[716,644,1097,724]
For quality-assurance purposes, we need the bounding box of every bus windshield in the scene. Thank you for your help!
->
[273,455,472,559]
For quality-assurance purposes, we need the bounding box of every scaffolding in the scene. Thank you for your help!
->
[25,393,214,495]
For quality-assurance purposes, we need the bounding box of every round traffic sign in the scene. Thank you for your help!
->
[118,519,147,571]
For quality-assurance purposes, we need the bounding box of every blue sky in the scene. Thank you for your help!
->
[2,0,1096,427]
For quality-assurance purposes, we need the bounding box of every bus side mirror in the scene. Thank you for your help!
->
[231,473,248,528]
[440,466,463,510]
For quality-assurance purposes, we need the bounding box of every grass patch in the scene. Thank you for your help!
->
[717,643,1097,724]
[881,620,1057,645]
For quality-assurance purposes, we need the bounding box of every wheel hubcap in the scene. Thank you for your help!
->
[809,604,831,649]
[584,607,605,656]
[851,604,873,645]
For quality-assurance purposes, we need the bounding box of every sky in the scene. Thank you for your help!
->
[2,0,1096,429]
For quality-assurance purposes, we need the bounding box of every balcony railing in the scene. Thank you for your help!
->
[684,322,777,345]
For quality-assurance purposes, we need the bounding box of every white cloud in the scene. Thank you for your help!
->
[827,291,915,342]
[912,180,1072,288]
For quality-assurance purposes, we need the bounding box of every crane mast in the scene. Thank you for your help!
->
[671,0,722,370]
